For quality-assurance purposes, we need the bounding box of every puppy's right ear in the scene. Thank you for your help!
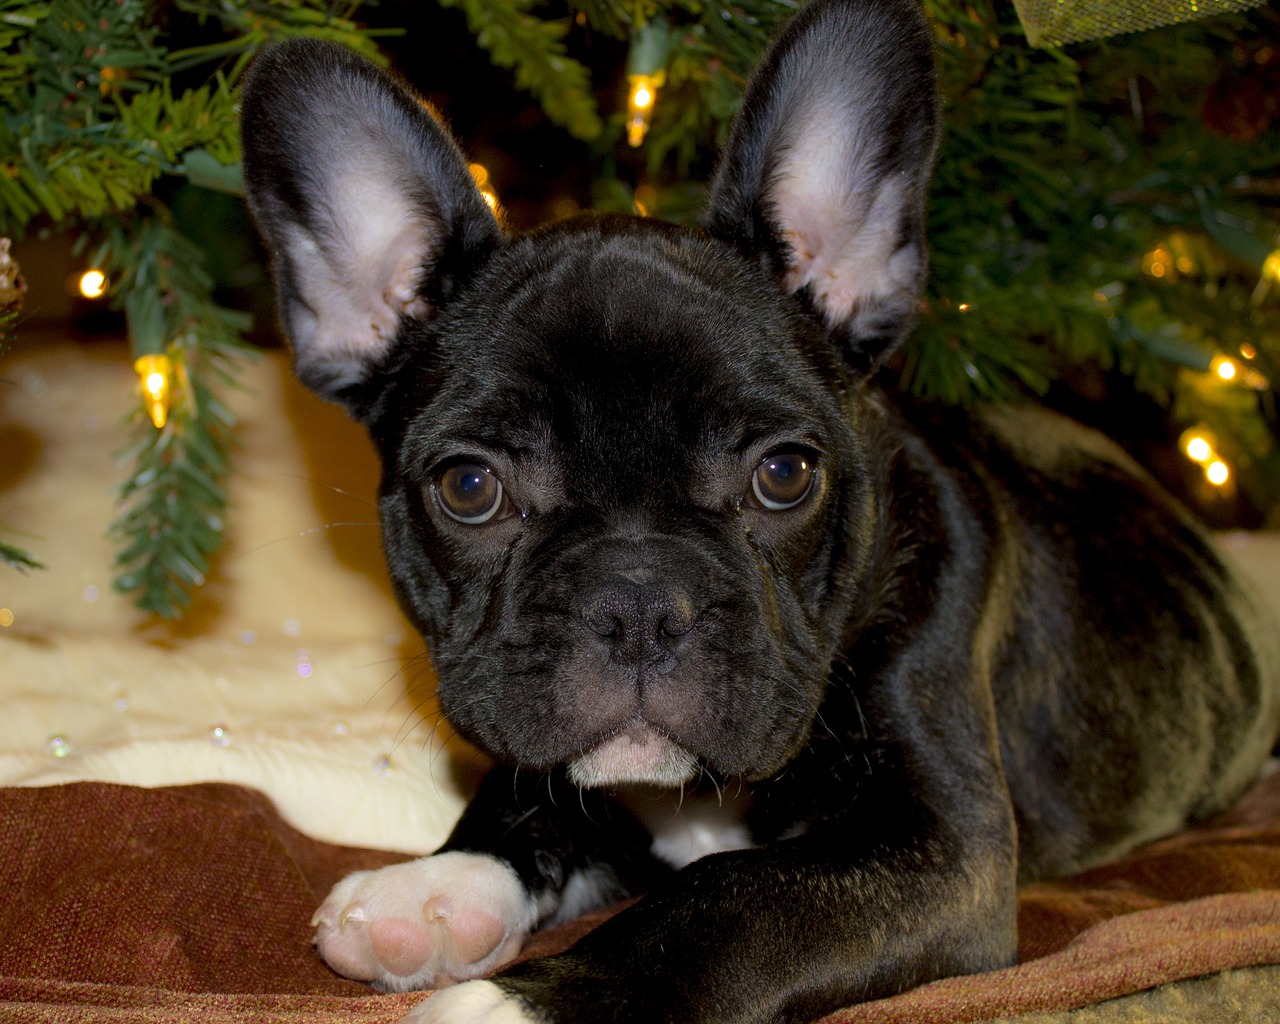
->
[241,40,500,413]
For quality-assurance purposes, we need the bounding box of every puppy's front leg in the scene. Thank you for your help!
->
[415,783,1018,1024]
[313,768,667,992]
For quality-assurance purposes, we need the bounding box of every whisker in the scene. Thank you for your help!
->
[364,650,433,712]
[245,521,379,555]
[276,473,382,511]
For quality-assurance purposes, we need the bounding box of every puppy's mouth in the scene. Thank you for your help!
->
[567,721,699,789]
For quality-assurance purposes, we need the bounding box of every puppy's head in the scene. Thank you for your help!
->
[241,0,938,786]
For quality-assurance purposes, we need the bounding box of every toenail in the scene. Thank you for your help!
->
[339,903,369,929]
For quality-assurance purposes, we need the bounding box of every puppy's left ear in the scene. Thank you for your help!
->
[705,0,939,372]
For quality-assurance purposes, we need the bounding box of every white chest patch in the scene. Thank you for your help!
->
[617,786,755,870]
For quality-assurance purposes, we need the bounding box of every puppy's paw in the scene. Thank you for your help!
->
[402,980,540,1023]
[312,852,537,991]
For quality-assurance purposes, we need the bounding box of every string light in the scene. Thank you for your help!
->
[98,65,127,97]
[624,19,671,149]
[78,269,107,299]
[1211,355,1238,381]
[633,184,657,218]
[134,353,173,429]
[1208,352,1268,390]
[1183,433,1212,463]
[1142,245,1174,279]
[468,163,501,217]
[1255,248,1280,304]
[1179,427,1234,491]
[626,73,664,147]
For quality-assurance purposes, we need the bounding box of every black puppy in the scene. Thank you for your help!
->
[240,1,1280,1021]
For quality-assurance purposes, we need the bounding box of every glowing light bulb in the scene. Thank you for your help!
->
[1142,247,1173,279]
[1180,427,1215,464]
[1206,460,1230,486]
[1184,436,1212,463]
[1264,249,1280,283]
[134,353,173,429]
[79,269,107,299]
[626,73,664,148]
[468,163,501,217]
[1211,356,1238,381]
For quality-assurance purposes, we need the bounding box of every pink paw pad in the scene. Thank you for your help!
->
[312,852,538,992]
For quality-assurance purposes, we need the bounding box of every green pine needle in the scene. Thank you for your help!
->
[99,217,254,618]
[0,537,43,572]
[442,0,602,141]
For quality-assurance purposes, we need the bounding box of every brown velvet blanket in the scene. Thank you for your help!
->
[3,776,1280,1023]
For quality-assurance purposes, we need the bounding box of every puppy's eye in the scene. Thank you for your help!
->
[749,451,815,511]
[437,464,506,524]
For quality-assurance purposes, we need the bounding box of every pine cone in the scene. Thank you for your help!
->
[0,238,26,319]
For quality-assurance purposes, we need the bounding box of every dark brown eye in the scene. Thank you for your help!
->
[437,464,505,524]
[750,451,814,511]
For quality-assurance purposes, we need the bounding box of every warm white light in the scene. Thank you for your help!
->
[1184,436,1212,463]
[626,74,663,147]
[78,269,107,299]
[133,353,173,429]
[1206,460,1230,486]
[1213,357,1238,381]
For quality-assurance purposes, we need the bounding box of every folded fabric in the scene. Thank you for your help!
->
[2,775,1279,1023]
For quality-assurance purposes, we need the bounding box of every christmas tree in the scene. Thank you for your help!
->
[2,0,1277,617]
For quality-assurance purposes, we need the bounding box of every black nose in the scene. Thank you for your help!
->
[581,581,696,666]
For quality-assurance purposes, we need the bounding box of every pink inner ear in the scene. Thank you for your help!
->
[762,74,923,333]
[775,135,917,328]
[283,157,440,370]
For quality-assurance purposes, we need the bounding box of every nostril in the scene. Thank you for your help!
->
[580,581,699,663]
[659,594,695,638]
[583,600,625,639]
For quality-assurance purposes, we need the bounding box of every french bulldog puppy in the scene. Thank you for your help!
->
[240,0,1280,1021]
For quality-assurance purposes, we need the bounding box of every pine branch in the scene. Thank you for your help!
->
[442,0,602,141]
[0,0,388,611]
[26,0,166,119]
[908,0,1279,413]
[0,535,44,572]
[170,0,395,79]
[98,216,253,618]
[0,2,47,111]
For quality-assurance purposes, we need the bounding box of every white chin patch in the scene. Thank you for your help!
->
[568,725,698,788]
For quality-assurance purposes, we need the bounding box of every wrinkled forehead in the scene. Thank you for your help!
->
[412,226,841,460]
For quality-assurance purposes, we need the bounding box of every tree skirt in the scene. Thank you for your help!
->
[2,775,1280,1023]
